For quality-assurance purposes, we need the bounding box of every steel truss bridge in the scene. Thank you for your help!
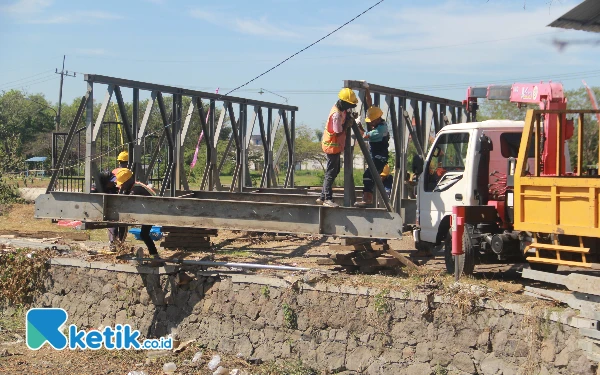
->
[36,75,465,239]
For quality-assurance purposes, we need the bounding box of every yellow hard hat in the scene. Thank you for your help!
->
[380,164,390,177]
[365,106,383,123]
[117,151,129,162]
[115,168,133,187]
[338,88,358,105]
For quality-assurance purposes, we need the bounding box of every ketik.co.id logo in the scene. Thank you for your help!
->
[26,308,172,350]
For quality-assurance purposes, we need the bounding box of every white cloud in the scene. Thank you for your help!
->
[190,8,300,39]
[0,0,52,15]
[27,10,123,24]
[75,48,107,56]
[309,1,583,69]
[233,17,300,38]
[189,9,216,23]
[1,1,123,24]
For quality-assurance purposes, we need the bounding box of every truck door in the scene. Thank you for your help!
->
[418,131,473,243]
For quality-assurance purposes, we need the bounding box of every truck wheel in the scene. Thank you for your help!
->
[444,230,476,276]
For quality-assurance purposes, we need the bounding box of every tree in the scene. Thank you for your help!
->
[477,100,530,121]
[565,87,600,168]
[0,90,55,170]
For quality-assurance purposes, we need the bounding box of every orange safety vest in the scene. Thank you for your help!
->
[321,105,346,154]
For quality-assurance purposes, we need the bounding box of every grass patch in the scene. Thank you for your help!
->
[0,247,52,305]
[217,249,252,258]
[260,286,270,299]
[258,359,317,375]
[374,289,390,315]
[282,303,298,329]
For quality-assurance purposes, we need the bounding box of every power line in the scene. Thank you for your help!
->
[17,76,60,90]
[0,70,54,87]
[175,68,600,96]
[67,31,561,65]
[222,0,385,96]
[0,74,57,91]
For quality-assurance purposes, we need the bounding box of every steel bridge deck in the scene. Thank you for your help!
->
[35,192,404,239]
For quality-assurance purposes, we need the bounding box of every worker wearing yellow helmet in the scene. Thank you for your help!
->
[355,97,390,207]
[317,88,359,207]
[105,157,129,250]
[116,168,162,264]
[112,150,129,177]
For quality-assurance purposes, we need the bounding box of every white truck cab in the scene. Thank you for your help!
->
[413,120,530,250]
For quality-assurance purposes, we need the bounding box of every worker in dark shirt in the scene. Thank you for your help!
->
[115,169,160,261]
[92,171,127,250]
[355,105,390,207]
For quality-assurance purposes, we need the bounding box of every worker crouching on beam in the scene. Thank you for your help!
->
[107,150,130,249]
[317,88,359,208]
[115,168,163,266]
[355,104,390,207]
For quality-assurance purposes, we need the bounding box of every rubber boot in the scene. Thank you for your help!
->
[354,192,373,208]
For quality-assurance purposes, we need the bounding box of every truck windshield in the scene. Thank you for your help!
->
[425,132,469,192]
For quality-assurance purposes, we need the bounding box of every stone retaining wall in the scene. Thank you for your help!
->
[27,261,600,374]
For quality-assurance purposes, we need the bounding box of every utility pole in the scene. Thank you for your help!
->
[55,55,76,132]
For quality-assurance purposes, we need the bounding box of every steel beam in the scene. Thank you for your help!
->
[343,126,355,207]
[242,187,310,194]
[48,93,89,194]
[92,85,114,142]
[113,85,134,145]
[85,74,298,111]
[187,190,346,205]
[351,122,392,212]
[195,98,212,191]
[208,99,217,190]
[35,192,404,239]
[386,95,401,214]
[84,82,95,193]
[344,80,463,107]
[281,110,293,188]
[132,88,140,180]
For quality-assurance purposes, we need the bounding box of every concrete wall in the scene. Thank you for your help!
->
[29,262,599,375]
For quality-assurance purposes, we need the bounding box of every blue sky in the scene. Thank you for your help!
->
[1,0,599,130]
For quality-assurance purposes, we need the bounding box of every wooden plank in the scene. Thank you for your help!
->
[386,248,418,271]
[316,258,336,265]
[355,250,385,260]
[160,243,211,248]
[164,235,211,240]
[162,227,218,234]
[371,243,390,251]
[328,244,362,252]
[340,237,371,246]
[350,257,399,267]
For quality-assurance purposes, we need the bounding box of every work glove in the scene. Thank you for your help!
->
[359,80,369,89]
